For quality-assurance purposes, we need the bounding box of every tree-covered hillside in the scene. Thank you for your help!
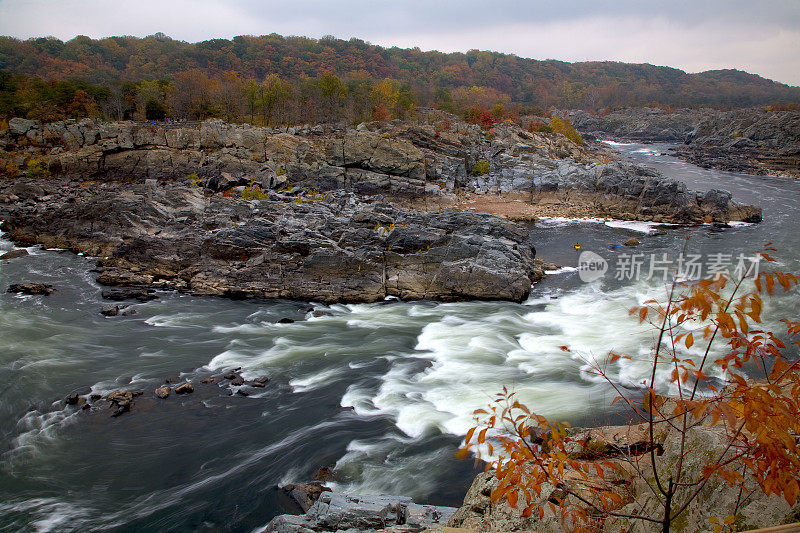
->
[1,32,799,124]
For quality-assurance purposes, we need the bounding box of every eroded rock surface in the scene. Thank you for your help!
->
[262,492,456,533]
[0,180,541,303]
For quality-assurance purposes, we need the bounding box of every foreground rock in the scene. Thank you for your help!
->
[262,492,456,533]
[448,420,800,532]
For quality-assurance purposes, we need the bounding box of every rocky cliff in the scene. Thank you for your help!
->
[675,108,800,178]
[0,115,761,224]
[569,107,800,178]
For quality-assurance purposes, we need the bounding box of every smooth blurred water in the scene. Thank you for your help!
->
[0,144,798,532]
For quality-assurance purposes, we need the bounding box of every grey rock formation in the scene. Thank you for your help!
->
[261,493,456,533]
[0,116,759,221]
[0,180,542,303]
[568,108,701,142]
[676,109,800,177]
[568,107,799,178]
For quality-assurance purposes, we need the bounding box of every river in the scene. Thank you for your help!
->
[0,143,798,532]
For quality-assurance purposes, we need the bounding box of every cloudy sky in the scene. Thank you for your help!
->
[1,0,799,86]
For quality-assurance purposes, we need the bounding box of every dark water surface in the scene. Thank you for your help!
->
[1,144,798,532]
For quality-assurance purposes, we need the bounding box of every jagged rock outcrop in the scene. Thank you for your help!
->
[0,116,760,222]
[261,492,456,533]
[675,108,800,178]
[568,107,800,178]
[0,179,542,303]
[569,108,703,142]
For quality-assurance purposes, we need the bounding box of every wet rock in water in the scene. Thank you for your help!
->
[90,393,102,401]
[81,403,91,411]
[154,386,171,399]
[7,283,55,295]
[100,305,121,317]
[174,383,194,394]
[236,388,251,397]
[101,287,158,302]
[100,304,135,317]
[0,249,29,260]
[230,376,245,386]
[248,376,269,388]
[65,393,80,405]
[623,237,640,246]
[311,310,326,318]
[164,376,180,384]
[105,390,135,417]
[200,376,219,384]
[106,390,134,404]
[223,372,237,380]
[111,402,131,417]
[281,482,332,512]
[277,317,295,324]
[312,467,335,482]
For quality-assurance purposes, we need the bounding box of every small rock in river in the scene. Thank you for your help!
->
[7,283,55,295]
[277,317,295,324]
[65,393,80,405]
[155,386,171,399]
[100,304,130,317]
[624,237,640,246]
[312,467,336,482]
[174,383,194,394]
[101,287,158,302]
[0,249,29,260]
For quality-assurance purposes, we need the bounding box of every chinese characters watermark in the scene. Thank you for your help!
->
[577,251,762,283]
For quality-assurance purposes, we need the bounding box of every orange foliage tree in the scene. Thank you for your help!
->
[459,245,800,532]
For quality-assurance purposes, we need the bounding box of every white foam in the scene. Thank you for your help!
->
[545,266,577,275]
[290,368,342,393]
[600,140,636,146]
[537,216,674,234]
[604,220,673,234]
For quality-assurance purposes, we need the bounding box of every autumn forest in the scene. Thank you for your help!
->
[1,32,799,126]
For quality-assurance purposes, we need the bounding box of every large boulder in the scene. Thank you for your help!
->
[8,117,40,136]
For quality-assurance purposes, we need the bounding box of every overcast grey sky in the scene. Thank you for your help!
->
[1,0,799,86]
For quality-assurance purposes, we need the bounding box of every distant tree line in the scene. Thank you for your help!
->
[1,33,798,125]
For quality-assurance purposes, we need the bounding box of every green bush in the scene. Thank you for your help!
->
[187,172,202,186]
[240,184,269,200]
[473,159,490,176]
[549,117,583,145]
[26,157,50,179]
